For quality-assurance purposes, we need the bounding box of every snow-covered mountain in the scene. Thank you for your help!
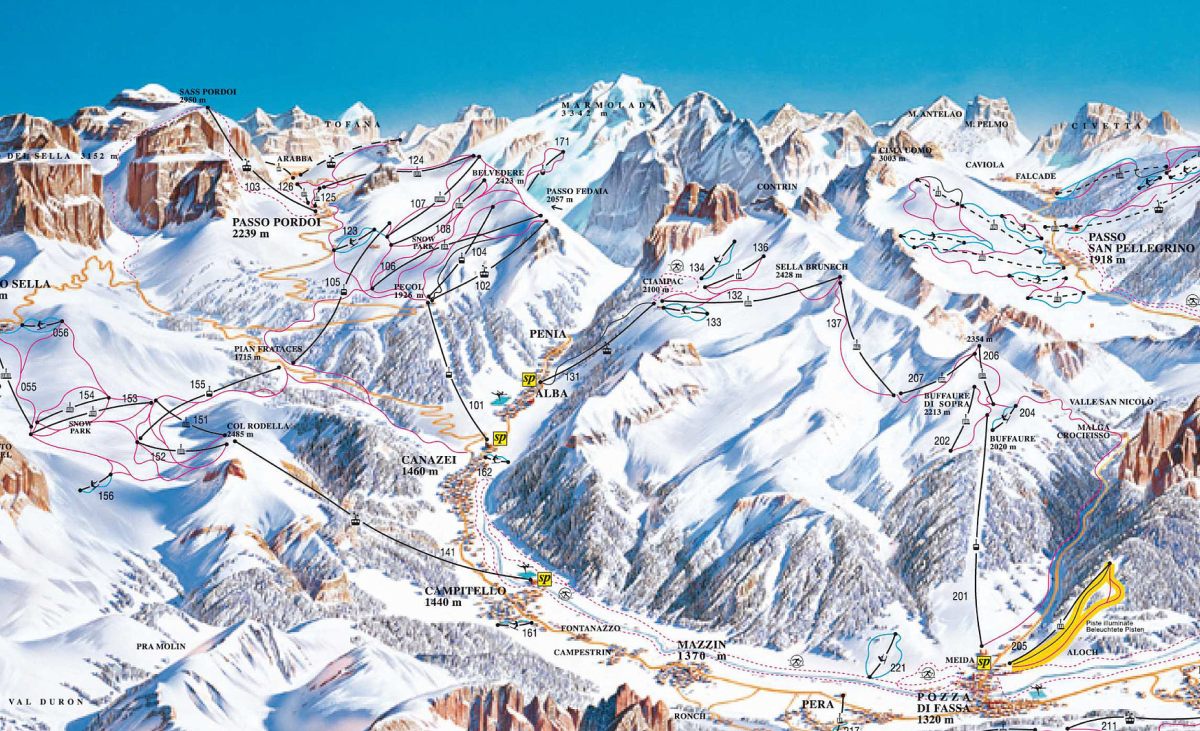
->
[1,78,1199,730]
[239,101,380,163]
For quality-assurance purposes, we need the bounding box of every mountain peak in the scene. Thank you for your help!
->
[133,83,177,100]
[340,101,373,120]
[455,104,495,122]
[926,94,963,113]
[672,91,733,120]
[760,103,810,128]
[109,83,181,110]
[1030,100,1178,164]
[1151,110,1181,134]
[836,110,872,133]
[613,72,647,89]
[1075,101,1130,123]
[758,103,821,149]
[584,75,670,108]
[965,95,1018,125]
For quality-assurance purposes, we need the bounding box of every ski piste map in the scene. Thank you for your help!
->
[3,4,1200,730]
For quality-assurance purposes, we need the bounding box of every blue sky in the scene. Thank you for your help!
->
[6,0,1199,138]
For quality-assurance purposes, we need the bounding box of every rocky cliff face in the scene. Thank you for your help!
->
[62,85,176,144]
[758,104,819,149]
[1030,123,1063,161]
[644,182,744,259]
[969,296,1062,340]
[65,106,148,142]
[0,435,50,518]
[794,186,832,219]
[351,106,514,197]
[425,684,580,731]
[1,113,81,151]
[0,113,110,247]
[1150,110,1181,135]
[964,95,1018,131]
[125,109,252,229]
[882,94,1030,164]
[240,102,380,162]
[401,105,511,167]
[386,683,672,731]
[583,91,773,264]
[1030,102,1180,164]
[1121,397,1200,496]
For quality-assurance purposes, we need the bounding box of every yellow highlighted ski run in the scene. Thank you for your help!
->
[1011,561,1124,672]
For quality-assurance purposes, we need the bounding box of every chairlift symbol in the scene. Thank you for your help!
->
[743,297,752,307]
[413,168,422,178]
[176,445,186,456]
[602,345,613,355]
[241,160,251,173]
[350,514,361,527]
[852,340,861,351]
[989,221,998,231]
[65,403,74,414]
[435,194,447,203]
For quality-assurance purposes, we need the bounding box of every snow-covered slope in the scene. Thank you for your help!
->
[3,78,1200,730]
